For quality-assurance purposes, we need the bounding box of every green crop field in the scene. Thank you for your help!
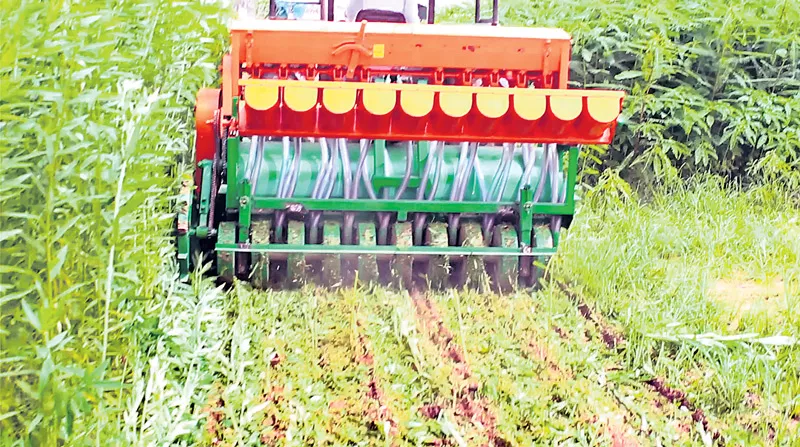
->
[1,0,798,446]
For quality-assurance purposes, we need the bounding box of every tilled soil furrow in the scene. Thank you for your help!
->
[410,291,510,447]
[359,289,464,446]
[258,302,325,445]
[556,281,625,349]
[556,280,723,444]
[200,287,302,445]
[429,288,674,446]
[260,299,335,445]
[645,377,721,444]
[259,379,289,444]
[202,390,226,445]
[313,292,395,444]
[255,348,292,444]
[353,318,401,442]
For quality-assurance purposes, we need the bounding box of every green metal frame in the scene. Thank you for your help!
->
[176,178,193,280]
[180,88,582,280]
[215,243,557,256]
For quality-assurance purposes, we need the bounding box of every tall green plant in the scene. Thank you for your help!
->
[0,0,228,444]
[440,0,800,188]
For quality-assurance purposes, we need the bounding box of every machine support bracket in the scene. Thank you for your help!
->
[564,146,580,210]
[519,185,533,247]
[196,159,213,238]
[238,180,252,243]
[226,136,240,209]
[251,197,574,215]
[176,174,193,280]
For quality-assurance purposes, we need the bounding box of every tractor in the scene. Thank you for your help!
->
[176,0,625,291]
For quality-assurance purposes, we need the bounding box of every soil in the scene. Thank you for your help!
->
[410,291,509,447]
[646,377,721,443]
[260,386,288,444]
[708,271,786,329]
[557,280,718,445]
[523,339,565,380]
[314,311,401,443]
[605,414,640,447]
[557,281,624,349]
[353,320,401,439]
[203,394,226,445]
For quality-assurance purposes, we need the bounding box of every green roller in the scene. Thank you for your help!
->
[232,139,563,204]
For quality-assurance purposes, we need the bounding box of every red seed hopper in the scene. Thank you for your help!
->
[210,19,624,147]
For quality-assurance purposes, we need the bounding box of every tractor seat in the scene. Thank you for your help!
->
[354,9,407,23]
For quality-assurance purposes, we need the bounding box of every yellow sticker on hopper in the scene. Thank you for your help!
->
[373,44,385,59]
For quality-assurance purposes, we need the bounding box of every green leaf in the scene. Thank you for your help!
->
[65,401,74,436]
[20,298,41,332]
[615,70,643,80]
[26,413,42,435]
[0,288,32,307]
[0,229,23,243]
[46,331,71,351]
[53,215,82,240]
[50,245,68,279]
[117,190,148,218]
[38,355,55,395]
[0,411,20,423]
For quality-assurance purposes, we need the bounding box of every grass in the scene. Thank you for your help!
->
[552,173,800,443]
[113,177,799,446]
[439,0,800,189]
[166,175,797,446]
[2,0,799,445]
[0,0,229,444]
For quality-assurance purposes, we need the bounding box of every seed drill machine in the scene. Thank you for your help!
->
[176,0,625,291]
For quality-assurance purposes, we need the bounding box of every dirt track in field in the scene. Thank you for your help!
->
[351,317,401,440]
[411,291,510,447]
[557,280,723,445]
[200,279,743,446]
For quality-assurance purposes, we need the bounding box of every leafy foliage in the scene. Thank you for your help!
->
[2,0,798,445]
[550,174,800,444]
[0,0,228,444]
[441,0,800,188]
